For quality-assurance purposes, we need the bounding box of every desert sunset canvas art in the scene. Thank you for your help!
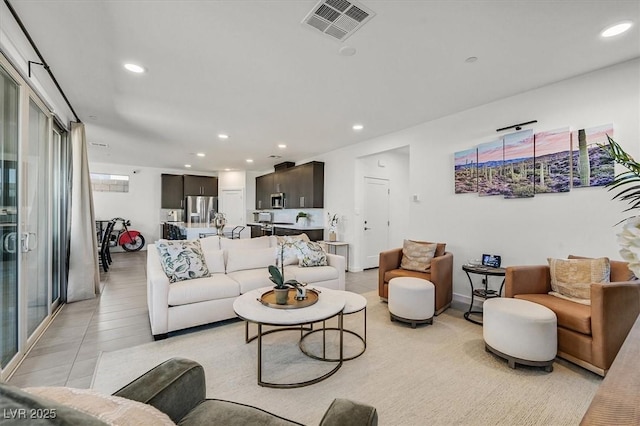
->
[571,124,614,188]
[477,139,504,197]
[534,128,571,193]
[503,129,534,199]
[454,148,478,193]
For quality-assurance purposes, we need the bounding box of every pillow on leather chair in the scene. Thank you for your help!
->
[401,240,438,272]
[547,257,610,304]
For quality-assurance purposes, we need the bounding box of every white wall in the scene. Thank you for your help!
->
[0,2,74,125]
[91,59,639,302]
[90,162,216,248]
[313,59,640,301]
[218,170,246,189]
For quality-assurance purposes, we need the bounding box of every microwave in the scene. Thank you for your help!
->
[271,193,285,209]
[256,212,272,223]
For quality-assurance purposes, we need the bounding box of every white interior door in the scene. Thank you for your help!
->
[220,189,244,226]
[362,177,389,269]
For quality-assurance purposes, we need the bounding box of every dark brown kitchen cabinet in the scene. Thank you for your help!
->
[184,175,218,196]
[293,161,324,208]
[255,161,324,209]
[161,174,184,209]
[255,173,274,209]
[275,167,299,208]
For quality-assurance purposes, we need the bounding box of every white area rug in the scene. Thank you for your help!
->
[92,292,601,425]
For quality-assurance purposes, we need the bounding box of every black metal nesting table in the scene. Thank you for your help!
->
[462,264,506,325]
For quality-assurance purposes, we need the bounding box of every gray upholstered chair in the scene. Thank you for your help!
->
[0,358,378,426]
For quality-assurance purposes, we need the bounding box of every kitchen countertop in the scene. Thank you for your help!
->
[246,222,324,231]
[163,222,208,229]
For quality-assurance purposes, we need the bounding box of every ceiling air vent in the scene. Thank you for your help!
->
[302,0,375,42]
[90,142,109,148]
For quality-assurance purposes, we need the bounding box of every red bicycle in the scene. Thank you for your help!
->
[109,218,145,252]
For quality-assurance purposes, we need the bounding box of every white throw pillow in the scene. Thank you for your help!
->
[155,239,210,283]
[226,247,277,273]
[203,249,225,274]
[199,236,221,252]
[220,235,271,250]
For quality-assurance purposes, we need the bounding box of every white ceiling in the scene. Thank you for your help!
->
[9,0,640,173]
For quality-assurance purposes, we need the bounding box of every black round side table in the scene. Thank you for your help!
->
[462,264,506,325]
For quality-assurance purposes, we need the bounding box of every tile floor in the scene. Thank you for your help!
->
[8,251,378,388]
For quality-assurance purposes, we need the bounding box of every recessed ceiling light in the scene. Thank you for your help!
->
[185,164,191,168]
[196,153,205,157]
[278,144,287,149]
[601,22,633,38]
[218,134,229,140]
[124,63,145,73]
[246,159,254,163]
[339,46,357,56]
[224,168,231,171]
[352,124,364,131]
[465,56,478,63]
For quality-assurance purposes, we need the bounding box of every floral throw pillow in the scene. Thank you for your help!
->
[276,234,310,266]
[156,239,210,283]
[296,241,328,267]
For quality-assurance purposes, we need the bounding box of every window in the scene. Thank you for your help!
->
[90,173,129,192]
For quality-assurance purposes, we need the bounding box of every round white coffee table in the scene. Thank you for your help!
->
[233,286,346,388]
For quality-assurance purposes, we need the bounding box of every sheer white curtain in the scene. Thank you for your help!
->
[67,122,99,301]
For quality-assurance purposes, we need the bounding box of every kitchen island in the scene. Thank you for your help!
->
[246,222,324,241]
[169,223,249,239]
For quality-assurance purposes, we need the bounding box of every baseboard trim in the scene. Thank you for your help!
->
[453,292,484,310]
[556,351,606,377]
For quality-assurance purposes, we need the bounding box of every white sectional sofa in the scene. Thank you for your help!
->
[147,235,346,339]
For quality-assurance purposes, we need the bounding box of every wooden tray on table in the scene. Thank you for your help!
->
[259,288,319,309]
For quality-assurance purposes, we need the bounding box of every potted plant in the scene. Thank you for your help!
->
[602,135,640,276]
[296,211,309,227]
[327,212,338,241]
[268,265,304,304]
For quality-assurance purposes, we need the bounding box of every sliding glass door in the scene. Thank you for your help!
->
[25,99,50,336]
[0,53,70,378]
[0,65,19,368]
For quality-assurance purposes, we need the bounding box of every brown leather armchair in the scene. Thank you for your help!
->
[505,256,640,376]
[378,245,453,315]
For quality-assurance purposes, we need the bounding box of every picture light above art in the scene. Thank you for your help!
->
[454,124,614,199]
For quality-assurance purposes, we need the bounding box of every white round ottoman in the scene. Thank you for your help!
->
[388,277,435,328]
[483,298,557,372]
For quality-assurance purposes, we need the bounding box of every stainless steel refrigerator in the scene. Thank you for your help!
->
[185,196,217,225]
